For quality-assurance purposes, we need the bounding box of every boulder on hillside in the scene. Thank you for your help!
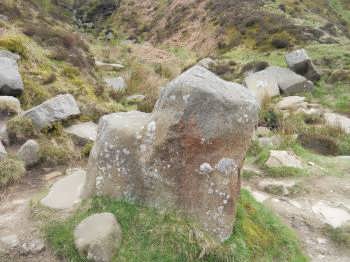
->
[266,150,303,169]
[263,66,314,95]
[244,70,280,104]
[23,94,80,129]
[324,113,350,134]
[82,65,259,241]
[285,49,321,82]
[17,139,40,167]
[0,50,24,96]
[104,76,127,91]
[64,121,97,145]
[0,96,21,115]
[74,213,122,262]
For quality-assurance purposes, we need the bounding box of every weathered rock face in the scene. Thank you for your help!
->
[23,94,80,129]
[83,65,259,241]
[0,50,24,96]
[285,49,321,82]
[74,213,122,262]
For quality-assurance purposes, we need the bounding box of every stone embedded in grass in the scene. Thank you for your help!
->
[265,150,303,169]
[125,94,146,104]
[244,69,280,104]
[0,96,21,115]
[258,179,297,196]
[16,139,40,167]
[0,140,7,160]
[275,96,307,111]
[312,201,350,228]
[263,66,314,95]
[104,76,127,91]
[64,121,97,145]
[324,112,350,134]
[83,65,259,242]
[285,49,321,82]
[74,213,122,262]
[23,94,80,130]
[257,135,282,148]
[41,168,86,210]
[0,50,24,97]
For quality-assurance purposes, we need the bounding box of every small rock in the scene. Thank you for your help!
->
[257,135,282,148]
[95,61,124,70]
[43,171,63,181]
[265,150,303,169]
[258,179,296,196]
[0,96,21,115]
[41,168,86,210]
[74,213,122,262]
[0,50,24,96]
[23,94,80,129]
[275,96,308,111]
[20,239,45,255]
[197,58,217,70]
[324,112,350,134]
[255,126,271,137]
[125,94,146,104]
[312,201,350,228]
[65,122,97,144]
[17,139,40,166]
[104,77,127,91]
[0,140,7,160]
[285,49,321,82]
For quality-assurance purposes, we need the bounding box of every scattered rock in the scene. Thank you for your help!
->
[275,96,308,113]
[74,213,122,262]
[258,179,297,196]
[324,112,350,134]
[0,50,24,96]
[255,126,271,138]
[0,96,21,115]
[0,140,7,160]
[197,57,217,70]
[23,94,80,129]
[263,66,314,95]
[312,201,350,228]
[17,139,40,166]
[257,135,282,148]
[0,122,9,145]
[266,150,303,169]
[83,65,259,241]
[125,94,146,104]
[65,122,97,144]
[95,61,124,70]
[41,168,86,210]
[244,70,280,104]
[43,171,64,181]
[285,49,321,82]
[104,76,127,91]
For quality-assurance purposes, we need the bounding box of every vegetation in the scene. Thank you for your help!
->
[0,157,26,187]
[44,190,307,262]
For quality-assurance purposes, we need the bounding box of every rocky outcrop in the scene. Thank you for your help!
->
[285,49,321,82]
[83,65,259,241]
[16,140,40,167]
[23,94,80,129]
[0,50,24,96]
[74,213,122,262]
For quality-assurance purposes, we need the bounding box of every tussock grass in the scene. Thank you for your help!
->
[0,157,26,187]
[44,190,307,261]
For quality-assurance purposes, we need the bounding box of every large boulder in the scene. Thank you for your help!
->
[74,213,122,262]
[285,49,321,82]
[83,65,259,241]
[244,70,280,104]
[0,50,24,96]
[16,139,40,166]
[23,94,80,129]
[263,66,314,95]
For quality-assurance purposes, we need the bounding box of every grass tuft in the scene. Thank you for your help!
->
[0,157,26,187]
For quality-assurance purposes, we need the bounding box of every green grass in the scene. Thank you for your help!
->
[44,190,307,262]
[0,157,26,187]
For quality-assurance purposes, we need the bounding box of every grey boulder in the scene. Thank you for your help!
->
[0,50,24,96]
[263,66,314,95]
[0,96,21,115]
[17,139,40,166]
[83,65,259,242]
[74,213,122,262]
[23,94,80,129]
[65,121,97,144]
[104,77,127,91]
[285,49,321,82]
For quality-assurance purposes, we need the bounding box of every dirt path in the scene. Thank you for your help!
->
[0,170,59,262]
[244,168,350,262]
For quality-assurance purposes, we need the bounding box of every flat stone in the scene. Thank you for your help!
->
[65,122,97,144]
[258,179,297,196]
[104,77,127,91]
[324,112,350,134]
[312,201,350,228]
[74,213,122,262]
[276,96,308,111]
[95,61,124,70]
[43,171,64,181]
[23,94,80,129]
[257,135,282,148]
[265,150,303,169]
[125,94,146,104]
[244,69,280,104]
[0,234,19,249]
[41,168,86,210]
